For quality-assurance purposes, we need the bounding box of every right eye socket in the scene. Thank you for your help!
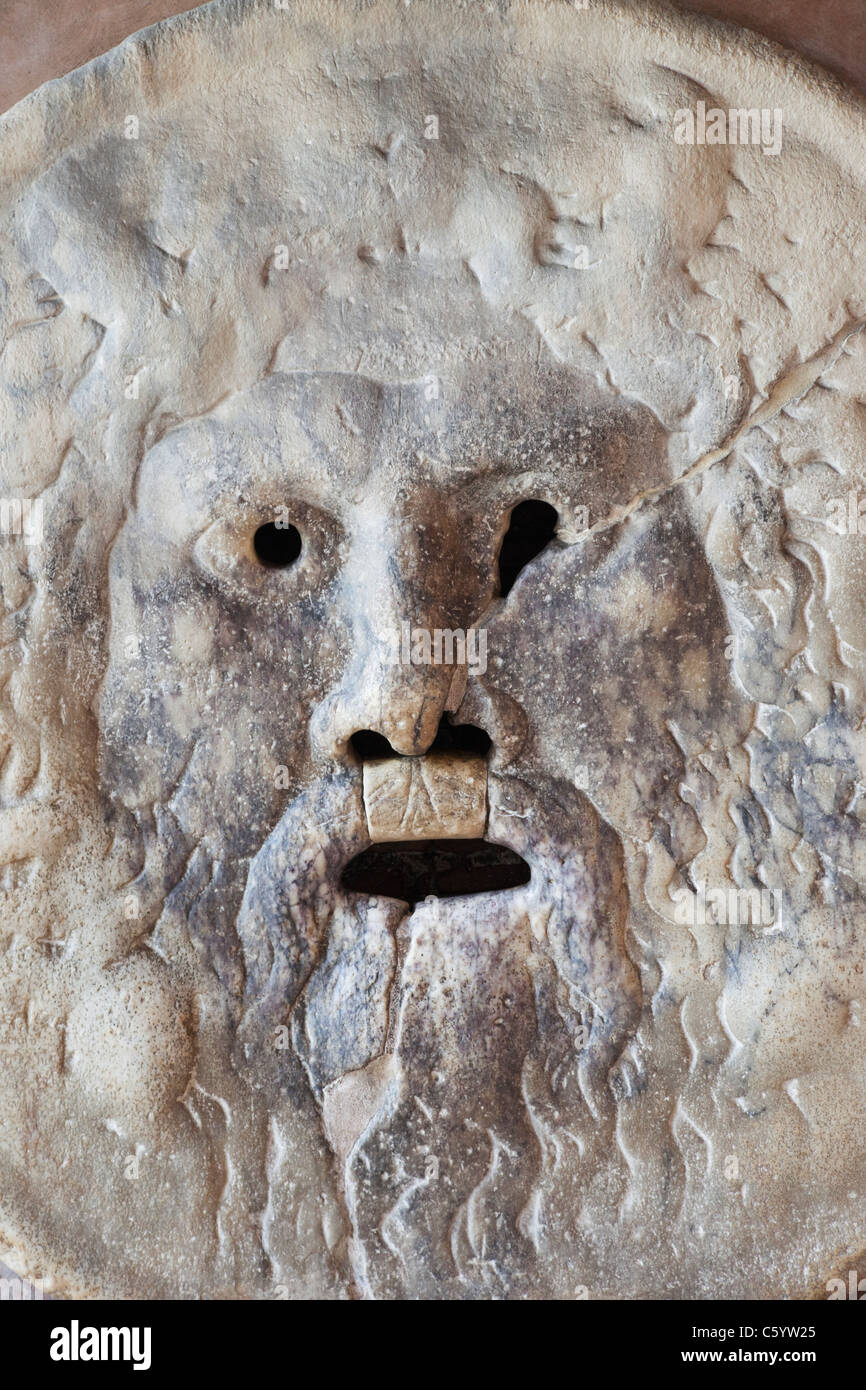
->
[253,521,302,568]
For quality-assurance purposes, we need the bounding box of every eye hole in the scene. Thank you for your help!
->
[498,499,558,597]
[253,521,302,568]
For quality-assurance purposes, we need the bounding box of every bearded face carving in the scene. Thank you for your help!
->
[1,0,866,1300]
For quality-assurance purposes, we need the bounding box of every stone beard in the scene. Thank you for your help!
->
[0,0,865,1300]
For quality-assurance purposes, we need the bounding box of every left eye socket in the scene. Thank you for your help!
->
[253,521,302,568]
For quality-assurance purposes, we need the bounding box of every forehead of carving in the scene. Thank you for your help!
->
[3,0,864,499]
[136,361,671,526]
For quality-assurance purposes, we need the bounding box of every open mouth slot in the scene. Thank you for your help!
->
[341,838,531,905]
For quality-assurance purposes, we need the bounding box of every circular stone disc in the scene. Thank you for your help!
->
[0,0,865,1299]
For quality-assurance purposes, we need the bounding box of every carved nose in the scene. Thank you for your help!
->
[372,663,461,756]
[310,501,486,762]
[310,659,461,760]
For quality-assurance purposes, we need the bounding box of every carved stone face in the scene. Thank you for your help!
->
[101,361,678,792]
[2,0,866,1300]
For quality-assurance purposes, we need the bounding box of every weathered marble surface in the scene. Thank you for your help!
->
[0,0,865,1299]
[363,755,488,842]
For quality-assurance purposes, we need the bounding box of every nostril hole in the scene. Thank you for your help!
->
[350,720,491,762]
[498,498,558,597]
[429,718,491,755]
[350,730,395,760]
[253,521,302,567]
